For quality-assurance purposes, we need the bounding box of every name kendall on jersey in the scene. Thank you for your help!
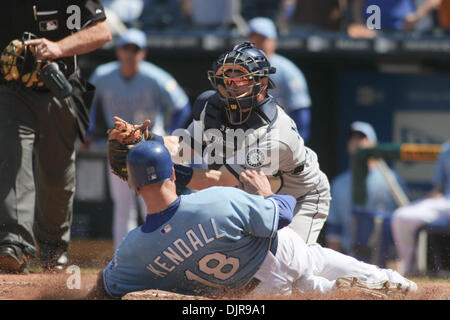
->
[146,218,225,277]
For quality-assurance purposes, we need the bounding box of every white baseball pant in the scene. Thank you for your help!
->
[288,171,331,245]
[391,197,450,274]
[252,227,413,295]
[108,170,146,250]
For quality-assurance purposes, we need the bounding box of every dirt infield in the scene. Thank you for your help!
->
[1,239,448,300]
[0,272,448,300]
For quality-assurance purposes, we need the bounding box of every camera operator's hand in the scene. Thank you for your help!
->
[25,38,63,60]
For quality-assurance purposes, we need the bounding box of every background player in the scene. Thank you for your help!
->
[95,140,417,299]
[391,142,450,275]
[84,28,191,250]
[326,121,406,267]
[110,41,331,245]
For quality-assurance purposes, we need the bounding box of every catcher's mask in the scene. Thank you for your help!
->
[207,41,276,125]
[126,140,173,194]
[0,32,44,88]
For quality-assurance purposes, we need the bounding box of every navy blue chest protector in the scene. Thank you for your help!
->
[191,90,279,169]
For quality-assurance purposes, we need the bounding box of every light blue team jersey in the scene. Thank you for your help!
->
[326,168,406,253]
[102,187,279,298]
[432,147,450,198]
[89,60,189,135]
[268,54,311,113]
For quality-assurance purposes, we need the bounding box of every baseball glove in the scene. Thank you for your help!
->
[0,32,44,88]
[107,117,151,181]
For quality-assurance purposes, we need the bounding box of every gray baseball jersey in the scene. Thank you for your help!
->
[180,91,330,243]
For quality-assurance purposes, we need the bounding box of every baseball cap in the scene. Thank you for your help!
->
[117,28,147,49]
[248,17,277,40]
[349,121,378,144]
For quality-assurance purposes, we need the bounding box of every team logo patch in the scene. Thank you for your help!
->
[146,166,157,181]
[161,224,172,234]
[246,149,266,168]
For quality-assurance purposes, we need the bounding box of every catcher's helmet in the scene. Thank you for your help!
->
[126,140,173,193]
[207,41,276,125]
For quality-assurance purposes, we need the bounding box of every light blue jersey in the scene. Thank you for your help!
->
[326,168,406,252]
[102,187,279,298]
[89,60,189,135]
[432,147,450,198]
[269,54,311,113]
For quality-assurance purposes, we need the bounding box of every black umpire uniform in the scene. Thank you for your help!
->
[0,1,108,272]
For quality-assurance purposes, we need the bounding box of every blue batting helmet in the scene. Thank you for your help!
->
[126,140,173,192]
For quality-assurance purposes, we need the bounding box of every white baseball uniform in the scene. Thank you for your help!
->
[183,91,331,244]
[252,227,416,296]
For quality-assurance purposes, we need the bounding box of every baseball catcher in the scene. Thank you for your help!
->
[107,41,331,245]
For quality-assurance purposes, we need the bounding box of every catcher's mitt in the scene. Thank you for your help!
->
[107,117,150,181]
[0,32,44,88]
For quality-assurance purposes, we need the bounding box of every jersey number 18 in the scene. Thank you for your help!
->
[185,252,239,288]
